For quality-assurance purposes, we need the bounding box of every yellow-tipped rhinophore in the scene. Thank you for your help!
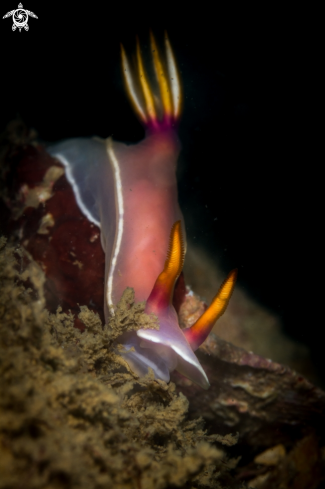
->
[161,220,185,288]
[184,269,238,350]
[146,221,185,308]
[120,32,182,128]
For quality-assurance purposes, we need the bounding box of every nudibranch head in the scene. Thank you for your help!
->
[121,31,181,133]
[120,221,237,389]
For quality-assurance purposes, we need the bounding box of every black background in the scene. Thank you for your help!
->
[1,3,322,383]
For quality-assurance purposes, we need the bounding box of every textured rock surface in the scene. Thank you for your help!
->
[0,239,240,489]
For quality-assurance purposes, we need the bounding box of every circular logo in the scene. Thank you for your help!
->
[13,8,28,29]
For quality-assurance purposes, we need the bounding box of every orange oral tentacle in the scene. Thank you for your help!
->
[184,268,238,350]
[145,221,185,313]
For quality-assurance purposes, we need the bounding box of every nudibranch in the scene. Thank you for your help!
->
[48,33,236,389]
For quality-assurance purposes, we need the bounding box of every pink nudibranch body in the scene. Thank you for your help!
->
[48,33,236,389]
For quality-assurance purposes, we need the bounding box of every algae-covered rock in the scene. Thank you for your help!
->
[0,238,239,489]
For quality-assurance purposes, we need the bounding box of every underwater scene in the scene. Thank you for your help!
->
[1,5,323,489]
